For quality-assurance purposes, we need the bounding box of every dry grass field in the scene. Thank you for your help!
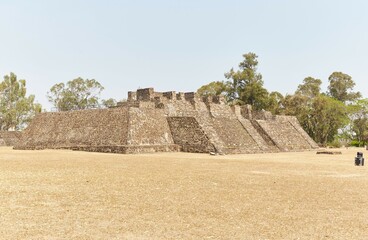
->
[0,147,367,240]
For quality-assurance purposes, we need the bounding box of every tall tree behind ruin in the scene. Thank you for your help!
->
[283,75,351,145]
[0,73,42,130]
[197,53,273,110]
[266,91,284,114]
[197,81,228,98]
[224,53,269,109]
[327,72,361,103]
[347,99,368,146]
[47,78,104,111]
[101,98,118,108]
[307,95,348,145]
[295,77,322,98]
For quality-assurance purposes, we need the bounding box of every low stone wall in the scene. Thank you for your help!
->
[0,131,22,146]
[69,144,180,154]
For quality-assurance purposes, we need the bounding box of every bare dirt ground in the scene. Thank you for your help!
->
[0,147,367,240]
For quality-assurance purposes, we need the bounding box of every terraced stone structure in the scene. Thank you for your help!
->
[15,88,318,154]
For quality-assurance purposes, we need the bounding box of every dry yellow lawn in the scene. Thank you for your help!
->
[0,147,367,240]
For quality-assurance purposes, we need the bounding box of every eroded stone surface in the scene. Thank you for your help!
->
[0,131,21,146]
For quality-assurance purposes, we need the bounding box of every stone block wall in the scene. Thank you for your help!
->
[256,118,316,151]
[206,103,264,153]
[167,117,215,153]
[239,106,319,152]
[15,108,130,150]
[232,106,276,152]
[212,118,262,154]
[0,131,22,146]
[136,88,154,101]
[127,108,174,146]
[192,101,227,154]
[282,116,319,149]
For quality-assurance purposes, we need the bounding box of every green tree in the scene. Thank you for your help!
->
[101,98,118,108]
[352,118,368,146]
[327,72,361,103]
[283,76,349,145]
[282,77,322,131]
[295,77,322,98]
[349,99,368,146]
[197,81,228,98]
[308,95,348,145]
[47,77,104,111]
[282,93,311,129]
[224,53,269,109]
[0,73,42,130]
[266,91,284,114]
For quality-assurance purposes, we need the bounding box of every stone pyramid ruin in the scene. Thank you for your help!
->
[15,88,319,154]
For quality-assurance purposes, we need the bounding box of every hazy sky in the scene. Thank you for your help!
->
[1,0,367,110]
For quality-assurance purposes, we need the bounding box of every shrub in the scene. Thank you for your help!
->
[350,140,365,147]
[328,139,342,148]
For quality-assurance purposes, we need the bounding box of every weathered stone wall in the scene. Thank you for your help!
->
[280,116,319,149]
[212,118,262,154]
[256,118,315,151]
[249,120,281,151]
[0,131,21,146]
[127,108,174,146]
[232,106,275,152]
[252,110,274,120]
[208,104,263,153]
[191,101,227,154]
[15,108,130,150]
[239,106,319,152]
[163,97,227,153]
[68,144,180,154]
[167,117,215,153]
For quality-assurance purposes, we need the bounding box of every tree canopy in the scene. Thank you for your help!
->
[307,95,348,144]
[101,98,118,108]
[0,73,42,130]
[225,53,269,109]
[295,77,322,98]
[47,78,104,111]
[266,91,284,114]
[348,99,368,146]
[197,81,228,98]
[197,53,269,109]
[327,72,361,103]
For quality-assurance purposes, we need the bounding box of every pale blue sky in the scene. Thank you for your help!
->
[1,0,367,109]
